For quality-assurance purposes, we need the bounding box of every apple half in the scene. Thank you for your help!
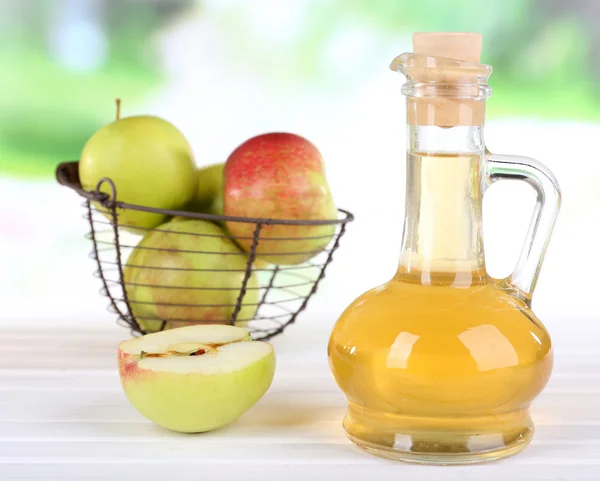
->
[118,325,275,433]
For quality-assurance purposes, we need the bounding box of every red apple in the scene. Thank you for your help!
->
[224,133,337,265]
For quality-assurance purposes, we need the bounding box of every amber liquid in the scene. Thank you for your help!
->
[328,153,553,463]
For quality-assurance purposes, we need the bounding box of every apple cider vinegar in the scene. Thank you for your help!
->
[329,33,560,464]
[328,152,554,463]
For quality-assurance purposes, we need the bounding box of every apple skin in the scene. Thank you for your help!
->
[224,133,337,265]
[79,116,197,233]
[124,218,258,332]
[118,344,275,433]
[187,163,225,217]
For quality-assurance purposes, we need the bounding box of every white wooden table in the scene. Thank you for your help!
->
[1,318,598,480]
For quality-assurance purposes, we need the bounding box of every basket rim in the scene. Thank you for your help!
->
[57,161,354,226]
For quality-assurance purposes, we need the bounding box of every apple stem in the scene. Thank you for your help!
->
[115,98,121,121]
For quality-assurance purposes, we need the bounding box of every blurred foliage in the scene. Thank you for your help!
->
[0,0,191,177]
[1,0,599,178]
[218,0,598,117]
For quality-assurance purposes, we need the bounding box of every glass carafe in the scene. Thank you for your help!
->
[328,33,561,464]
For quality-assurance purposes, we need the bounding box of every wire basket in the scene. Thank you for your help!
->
[56,162,353,340]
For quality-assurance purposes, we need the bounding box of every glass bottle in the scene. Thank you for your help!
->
[328,33,561,464]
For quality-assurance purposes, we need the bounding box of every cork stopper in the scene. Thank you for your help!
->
[392,32,491,127]
[413,32,482,63]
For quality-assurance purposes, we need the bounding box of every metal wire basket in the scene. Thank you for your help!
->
[56,162,353,340]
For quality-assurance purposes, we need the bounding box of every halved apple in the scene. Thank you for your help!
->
[118,325,275,433]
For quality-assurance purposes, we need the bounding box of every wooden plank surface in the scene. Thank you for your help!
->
[0,320,598,480]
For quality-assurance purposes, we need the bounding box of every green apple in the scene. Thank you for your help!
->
[187,163,225,217]
[79,115,197,233]
[124,218,259,332]
[118,325,275,433]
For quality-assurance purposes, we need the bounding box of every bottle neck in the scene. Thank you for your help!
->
[397,125,487,286]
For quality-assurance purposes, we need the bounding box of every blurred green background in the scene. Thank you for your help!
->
[2,0,599,177]
[1,0,598,323]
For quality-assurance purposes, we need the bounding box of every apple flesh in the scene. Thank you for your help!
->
[118,325,275,433]
[79,116,197,233]
[123,218,258,333]
[224,133,337,265]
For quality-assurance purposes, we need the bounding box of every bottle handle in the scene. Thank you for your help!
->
[486,153,561,302]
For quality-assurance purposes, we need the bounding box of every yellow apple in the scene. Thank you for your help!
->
[123,218,258,332]
[79,116,197,233]
[187,163,225,217]
[118,325,275,433]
